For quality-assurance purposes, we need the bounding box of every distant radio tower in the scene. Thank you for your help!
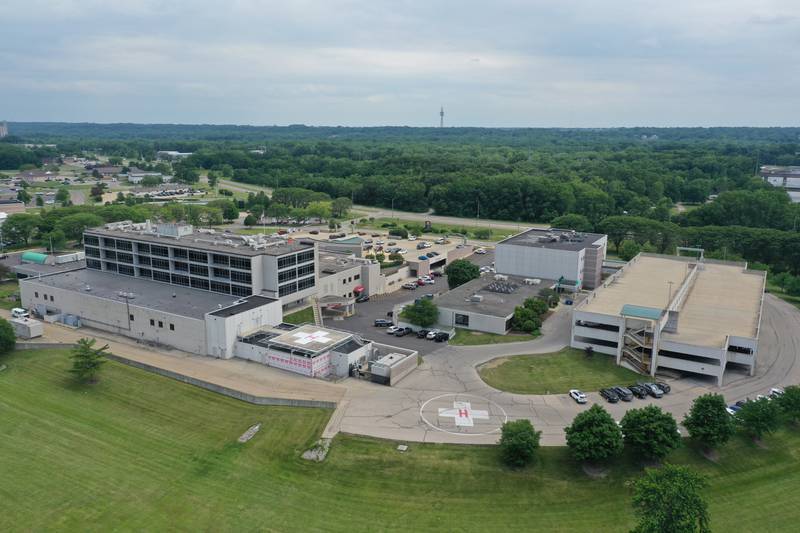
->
[439,106,444,128]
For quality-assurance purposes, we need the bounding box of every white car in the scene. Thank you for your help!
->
[408,235,417,241]
[397,248,408,254]
[474,248,487,254]
[569,389,588,404]
[376,240,384,245]
[11,307,29,319]
[426,330,439,340]
[770,387,785,398]
[386,325,401,334]
[435,238,445,244]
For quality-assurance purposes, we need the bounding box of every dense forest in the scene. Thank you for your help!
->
[3,123,800,274]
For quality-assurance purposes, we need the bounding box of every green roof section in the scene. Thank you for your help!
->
[21,251,48,265]
[620,304,662,320]
[332,236,363,244]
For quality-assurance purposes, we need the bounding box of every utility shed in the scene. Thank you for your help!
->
[11,317,43,339]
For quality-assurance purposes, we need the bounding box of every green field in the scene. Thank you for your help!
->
[767,281,800,310]
[478,348,641,394]
[450,328,538,346]
[0,280,21,310]
[356,217,516,241]
[283,306,314,324]
[1,349,800,531]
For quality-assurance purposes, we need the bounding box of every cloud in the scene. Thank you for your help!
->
[0,0,798,125]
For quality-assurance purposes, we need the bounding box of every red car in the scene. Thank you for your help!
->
[416,279,425,286]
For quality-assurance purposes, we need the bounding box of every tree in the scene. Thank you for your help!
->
[266,202,291,220]
[0,318,16,355]
[17,188,31,204]
[69,338,110,383]
[619,239,641,261]
[44,229,67,252]
[445,259,480,289]
[35,195,44,207]
[473,228,492,240]
[207,171,219,188]
[511,306,542,333]
[56,213,104,241]
[620,405,682,461]
[207,200,239,222]
[55,187,70,204]
[683,394,736,450]
[243,214,258,226]
[564,404,623,464]
[388,227,409,239]
[735,397,780,440]
[550,213,593,232]
[631,465,710,533]
[774,385,800,426]
[538,288,560,307]
[400,299,438,327]
[499,419,540,468]
[174,165,200,184]
[3,213,39,245]
[331,197,352,218]
[306,201,332,222]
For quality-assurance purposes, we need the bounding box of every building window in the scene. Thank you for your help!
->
[173,261,188,272]
[231,284,250,296]
[210,281,230,294]
[117,252,133,264]
[137,255,151,266]
[297,277,315,291]
[50,295,54,302]
[116,240,133,251]
[129,314,134,321]
[169,323,174,331]
[103,250,117,260]
[158,321,163,328]
[190,278,210,290]
[277,255,297,269]
[150,319,155,326]
[152,270,170,283]
[230,270,251,284]
[104,262,118,272]
[136,242,150,254]
[151,245,169,257]
[342,279,346,285]
[297,263,314,277]
[87,259,102,270]
[212,254,229,266]
[213,267,230,279]
[455,314,470,326]
[138,267,152,278]
[172,248,188,259]
[85,247,100,258]
[171,274,190,286]
[188,250,207,263]
[103,238,116,248]
[43,293,47,300]
[297,250,315,264]
[151,258,169,270]
[278,269,297,283]
[84,235,99,246]
[229,256,251,270]
[190,264,208,277]
[354,274,360,280]
[35,292,39,298]
[118,265,135,276]
[279,282,297,297]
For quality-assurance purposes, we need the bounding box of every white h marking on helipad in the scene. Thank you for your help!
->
[438,401,489,427]
[292,330,332,345]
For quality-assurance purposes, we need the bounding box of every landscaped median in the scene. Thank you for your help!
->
[477,347,640,395]
[2,348,800,531]
[449,328,538,346]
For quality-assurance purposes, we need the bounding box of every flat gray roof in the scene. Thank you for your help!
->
[435,274,556,318]
[21,268,244,320]
[497,228,605,252]
[86,227,314,257]
[14,259,87,277]
[318,253,360,276]
[209,295,278,317]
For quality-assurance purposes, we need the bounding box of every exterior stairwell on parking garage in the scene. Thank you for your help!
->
[620,327,653,375]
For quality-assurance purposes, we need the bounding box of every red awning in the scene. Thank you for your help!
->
[354,285,365,292]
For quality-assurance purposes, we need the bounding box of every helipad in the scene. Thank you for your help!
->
[420,393,508,436]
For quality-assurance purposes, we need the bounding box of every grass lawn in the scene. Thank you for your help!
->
[357,217,515,241]
[283,306,314,324]
[450,328,538,346]
[766,281,800,311]
[0,280,21,310]
[478,347,641,394]
[235,227,288,235]
[2,349,800,531]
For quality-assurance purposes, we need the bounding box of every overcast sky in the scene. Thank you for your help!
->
[1,0,798,127]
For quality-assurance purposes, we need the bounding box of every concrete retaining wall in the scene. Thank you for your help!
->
[15,342,337,410]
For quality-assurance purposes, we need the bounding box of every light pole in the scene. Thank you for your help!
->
[667,281,674,307]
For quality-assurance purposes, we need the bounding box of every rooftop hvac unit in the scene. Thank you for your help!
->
[469,294,483,302]
[533,278,541,285]
[523,278,535,285]
[494,274,508,281]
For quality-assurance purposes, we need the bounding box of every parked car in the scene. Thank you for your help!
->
[770,387,785,398]
[395,327,413,337]
[656,381,671,394]
[386,325,401,334]
[356,295,370,303]
[431,270,443,277]
[418,255,429,260]
[408,235,417,241]
[435,238,445,244]
[371,233,381,237]
[416,243,428,250]
[363,239,373,244]
[600,388,620,403]
[612,386,634,402]
[374,319,392,327]
[402,282,418,290]
[569,389,588,404]
[425,252,436,258]
[434,331,449,342]
[309,230,319,235]
[417,329,430,338]
[11,308,29,319]
[376,240,384,245]
[426,330,439,340]
[416,279,425,286]
[474,248,487,254]
[397,248,408,254]
[387,241,396,246]
[639,382,664,398]
[423,293,434,300]
[726,407,738,416]
[628,384,648,399]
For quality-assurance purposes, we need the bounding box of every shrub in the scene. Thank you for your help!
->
[621,405,681,461]
[683,393,735,450]
[499,419,541,468]
[388,227,408,239]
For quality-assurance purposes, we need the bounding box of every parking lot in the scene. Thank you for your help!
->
[329,249,496,354]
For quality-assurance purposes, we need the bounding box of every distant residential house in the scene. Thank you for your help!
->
[0,199,26,214]
[15,169,66,185]
[156,150,192,160]
[90,166,123,178]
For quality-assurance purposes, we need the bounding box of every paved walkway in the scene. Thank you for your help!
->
[8,295,800,446]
